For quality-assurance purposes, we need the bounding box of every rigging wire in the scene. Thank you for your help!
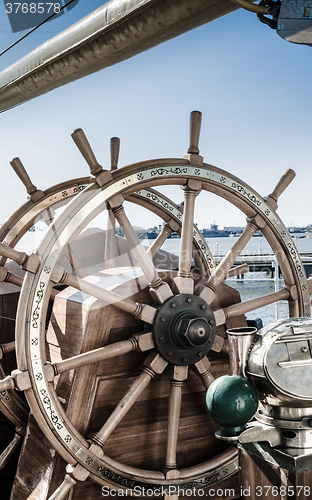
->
[0,0,77,58]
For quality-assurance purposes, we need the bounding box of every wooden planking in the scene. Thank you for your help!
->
[239,446,312,500]
[10,414,57,500]
[14,268,247,499]
[0,292,20,500]
[0,291,19,375]
[0,413,19,500]
[89,359,229,426]
[100,414,230,470]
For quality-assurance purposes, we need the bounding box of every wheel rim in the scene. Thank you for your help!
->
[14,156,309,492]
[0,178,89,429]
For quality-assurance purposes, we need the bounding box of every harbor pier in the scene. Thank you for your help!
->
[213,254,312,278]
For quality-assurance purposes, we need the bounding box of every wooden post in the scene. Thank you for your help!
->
[239,444,312,500]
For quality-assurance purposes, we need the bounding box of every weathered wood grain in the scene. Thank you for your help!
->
[14,269,246,499]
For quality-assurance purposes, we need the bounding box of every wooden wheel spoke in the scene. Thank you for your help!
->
[0,266,23,288]
[0,430,23,470]
[213,287,291,326]
[51,265,157,324]
[210,335,229,354]
[165,366,188,473]
[65,245,87,279]
[91,353,168,447]
[174,182,201,294]
[105,210,117,268]
[10,157,44,202]
[0,265,58,300]
[48,474,77,500]
[0,375,15,392]
[147,223,174,260]
[50,332,154,377]
[227,263,250,278]
[265,168,296,211]
[193,357,214,389]
[196,222,258,304]
[105,137,120,269]
[110,201,173,304]
[0,341,15,360]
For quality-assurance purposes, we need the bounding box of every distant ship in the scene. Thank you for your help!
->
[146,230,159,239]
[289,227,306,233]
[200,223,229,238]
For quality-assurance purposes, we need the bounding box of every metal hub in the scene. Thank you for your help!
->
[153,294,216,366]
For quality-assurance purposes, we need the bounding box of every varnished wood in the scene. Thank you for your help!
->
[266,168,296,211]
[0,375,15,391]
[38,272,243,500]
[238,446,312,500]
[110,137,120,170]
[104,137,121,268]
[111,203,161,286]
[165,366,188,471]
[66,245,88,279]
[187,111,202,155]
[10,129,308,498]
[227,264,249,278]
[71,128,102,176]
[110,202,173,303]
[48,474,76,500]
[147,224,173,259]
[51,265,157,323]
[0,431,23,470]
[0,266,23,288]
[198,222,258,304]
[174,183,200,293]
[10,414,57,500]
[193,358,215,389]
[0,341,15,359]
[223,287,290,321]
[0,242,27,266]
[53,332,154,376]
[93,352,168,446]
[10,157,43,200]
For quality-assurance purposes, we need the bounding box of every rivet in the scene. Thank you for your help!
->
[209,319,214,325]
[201,304,206,310]
[161,317,166,322]
[182,357,187,362]
[302,346,308,353]
[167,352,173,357]
[171,303,176,308]
[159,336,164,342]
[187,298,192,303]
[198,352,203,357]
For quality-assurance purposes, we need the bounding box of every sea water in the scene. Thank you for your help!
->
[18,228,312,328]
[142,234,312,327]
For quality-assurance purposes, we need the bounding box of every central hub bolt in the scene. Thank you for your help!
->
[178,317,212,347]
[152,293,216,366]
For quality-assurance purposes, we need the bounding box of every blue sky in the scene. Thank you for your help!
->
[0,1,311,230]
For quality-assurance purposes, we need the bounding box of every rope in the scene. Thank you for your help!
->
[229,0,270,14]
[0,0,77,58]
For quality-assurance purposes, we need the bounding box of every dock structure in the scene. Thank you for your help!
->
[213,254,312,278]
